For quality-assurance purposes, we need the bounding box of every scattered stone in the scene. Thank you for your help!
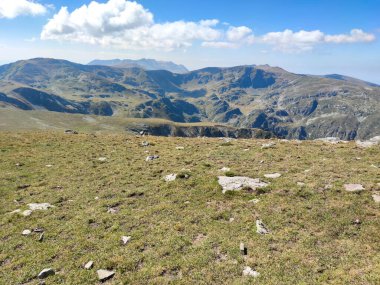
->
[95,196,99,200]
[344,184,364,192]
[97,269,115,282]
[261,142,275,149]
[98,157,107,162]
[256,219,270,234]
[315,137,348,144]
[22,229,31,236]
[107,208,117,214]
[38,268,55,279]
[240,243,247,255]
[229,217,235,222]
[372,194,380,203]
[15,163,23,167]
[220,167,231,172]
[249,199,260,204]
[259,160,264,164]
[141,141,149,147]
[146,155,159,162]
[353,219,361,225]
[218,176,269,194]
[176,146,185,150]
[64,129,78,134]
[164,174,177,182]
[243,266,260,277]
[371,164,378,168]
[33,228,44,233]
[304,169,311,173]
[22,210,32,217]
[45,164,53,168]
[184,201,190,204]
[38,233,44,242]
[121,236,131,245]
[264,173,281,179]
[243,148,249,151]
[28,203,54,211]
[324,184,333,190]
[297,182,305,187]
[84,261,94,270]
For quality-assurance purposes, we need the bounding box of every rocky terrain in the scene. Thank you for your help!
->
[0,58,379,140]
[0,131,379,284]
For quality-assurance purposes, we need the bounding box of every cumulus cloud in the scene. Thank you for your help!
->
[325,29,375,43]
[260,29,375,52]
[41,0,222,50]
[0,0,47,19]
[202,26,255,49]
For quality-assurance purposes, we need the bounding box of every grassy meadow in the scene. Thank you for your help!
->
[0,131,379,284]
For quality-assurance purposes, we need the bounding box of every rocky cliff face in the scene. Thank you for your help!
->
[0,58,379,140]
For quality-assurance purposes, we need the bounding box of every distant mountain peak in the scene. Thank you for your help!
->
[88,58,189,74]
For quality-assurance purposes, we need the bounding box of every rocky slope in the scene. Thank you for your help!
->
[0,58,379,140]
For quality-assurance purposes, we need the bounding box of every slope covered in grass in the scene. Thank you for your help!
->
[0,132,379,284]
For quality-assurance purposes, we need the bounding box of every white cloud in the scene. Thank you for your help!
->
[325,29,375,43]
[226,26,253,42]
[41,0,222,50]
[202,41,238,48]
[202,26,254,49]
[260,29,375,52]
[0,0,47,19]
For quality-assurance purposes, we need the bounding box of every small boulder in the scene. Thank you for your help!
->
[84,261,94,270]
[218,176,269,194]
[28,203,54,211]
[22,229,31,236]
[107,208,117,214]
[249,199,260,204]
[256,219,270,234]
[220,167,231,172]
[264,173,281,179]
[261,142,275,149]
[243,266,260,277]
[372,194,380,203]
[164,174,177,182]
[97,269,115,282]
[38,268,55,279]
[121,236,131,245]
[344,184,364,192]
[22,210,32,217]
[141,141,149,147]
[64,129,78,134]
[176,146,185,150]
[98,157,107,162]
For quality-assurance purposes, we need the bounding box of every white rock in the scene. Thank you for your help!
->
[121,236,131,245]
[97,269,115,281]
[164,174,177,182]
[256,219,270,234]
[98,157,107,162]
[141,141,149,147]
[10,209,21,214]
[38,268,55,279]
[107,208,117,214]
[46,164,53,168]
[315,137,347,144]
[243,266,260,277]
[218,176,269,194]
[344,184,364,192]
[249,199,260,204]
[261,142,275,149]
[229,217,235,222]
[264,173,282,179]
[95,196,99,200]
[84,261,94,270]
[372,194,380,203]
[220,167,231,172]
[22,210,32,216]
[356,136,380,148]
[297,182,305,186]
[22,229,31,236]
[176,146,185,150]
[28,203,54,211]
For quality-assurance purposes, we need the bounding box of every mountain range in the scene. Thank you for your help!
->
[88,58,189,74]
[0,58,379,140]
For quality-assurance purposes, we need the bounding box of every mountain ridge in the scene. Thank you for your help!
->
[0,58,379,140]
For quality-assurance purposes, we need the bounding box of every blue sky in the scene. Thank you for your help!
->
[0,0,379,83]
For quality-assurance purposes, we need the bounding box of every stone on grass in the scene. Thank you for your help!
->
[218,176,269,194]
[344,184,364,192]
[22,210,32,217]
[164,174,177,182]
[256,219,270,234]
[315,137,347,144]
[176,146,185,150]
[249,199,260,204]
[97,269,115,282]
[297,182,305,187]
[121,236,131,245]
[107,208,117,214]
[84,261,94,270]
[261,142,275,149]
[64,129,78,134]
[38,268,55,279]
[220,167,231,172]
[356,137,380,148]
[38,233,44,242]
[98,157,107,162]
[28,203,54,211]
[372,194,380,203]
[264,173,281,179]
[10,209,21,214]
[146,155,159,162]
[243,266,260,277]
[22,229,31,236]
[141,141,149,147]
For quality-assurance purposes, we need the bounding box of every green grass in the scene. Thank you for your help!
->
[0,132,379,284]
